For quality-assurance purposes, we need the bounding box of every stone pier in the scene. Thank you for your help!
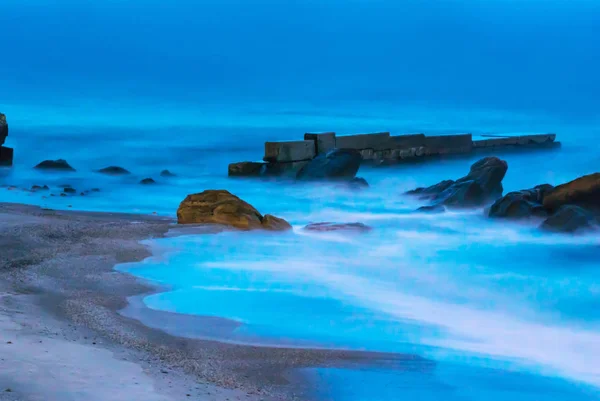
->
[228,131,559,177]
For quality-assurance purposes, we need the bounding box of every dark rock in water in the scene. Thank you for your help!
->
[406,157,508,209]
[0,146,13,167]
[489,184,553,219]
[60,193,67,197]
[140,178,156,185]
[34,159,75,171]
[347,177,369,189]
[0,113,7,145]
[228,162,265,177]
[540,205,598,233]
[304,222,372,233]
[304,223,372,233]
[63,187,77,194]
[543,173,600,213]
[407,180,454,200]
[91,188,101,192]
[177,189,292,231]
[31,185,50,191]
[96,166,131,175]
[296,148,362,181]
[160,169,176,177]
[417,204,446,213]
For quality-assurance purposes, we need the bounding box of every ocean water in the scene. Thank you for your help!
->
[2,0,600,400]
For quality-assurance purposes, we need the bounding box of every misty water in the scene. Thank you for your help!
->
[2,0,600,400]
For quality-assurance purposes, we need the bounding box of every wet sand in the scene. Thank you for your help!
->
[0,202,428,401]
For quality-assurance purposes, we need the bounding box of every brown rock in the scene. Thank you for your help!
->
[542,173,600,212]
[262,214,293,231]
[176,190,291,231]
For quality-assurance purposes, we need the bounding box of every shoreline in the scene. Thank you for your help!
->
[0,202,426,401]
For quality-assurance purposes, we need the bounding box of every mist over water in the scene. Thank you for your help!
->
[2,1,600,400]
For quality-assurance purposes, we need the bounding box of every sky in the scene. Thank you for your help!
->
[1,0,599,119]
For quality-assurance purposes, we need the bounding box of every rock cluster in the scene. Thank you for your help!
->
[177,190,292,231]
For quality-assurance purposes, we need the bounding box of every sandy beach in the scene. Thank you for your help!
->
[0,202,423,401]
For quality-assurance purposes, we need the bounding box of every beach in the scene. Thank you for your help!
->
[0,202,422,401]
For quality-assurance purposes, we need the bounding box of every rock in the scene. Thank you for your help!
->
[407,180,455,200]
[63,187,77,194]
[140,178,156,185]
[540,205,598,233]
[304,222,372,233]
[177,190,291,231]
[0,113,8,146]
[160,169,176,177]
[0,146,12,167]
[228,162,265,177]
[262,214,293,231]
[296,149,362,181]
[543,173,600,212]
[34,159,76,171]
[407,157,508,209]
[488,184,553,219]
[347,177,369,189]
[31,185,50,191]
[96,166,130,175]
[91,188,101,192]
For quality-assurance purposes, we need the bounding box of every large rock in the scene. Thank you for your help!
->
[488,184,553,219]
[177,190,292,231]
[34,159,76,171]
[407,157,508,209]
[542,173,600,212]
[540,205,598,233]
[296,148,362,181]
[0,146,13,167]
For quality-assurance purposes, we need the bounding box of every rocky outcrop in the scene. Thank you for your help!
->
[542,173,600,212]
[34,159,76,171]
[96,166,131,175]
[488,184,553,219]
[304,222,372,233]
[296,149,362,181]
[140,178,156,185]
[160,169,176,177]
[177,190,292,231]
[347,177,369,189]
[407,157,508,209]
[540,205,598,233]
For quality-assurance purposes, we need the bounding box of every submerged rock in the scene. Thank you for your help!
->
[407,157,508,209]
[96,166,131,175]
[304,222,372,233]
[177,190,292,231]
[347,177,369,189]
[160,169,176,177]
[31,185,50,191]
[488,184,553,219]
[139,178,156,185]
[34,159,76,171]
[63,187,77,194]
[540,205,598,233]
[543,173,600,212]
[296,149,362,181]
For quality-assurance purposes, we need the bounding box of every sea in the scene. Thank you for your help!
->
[1,1,600,400]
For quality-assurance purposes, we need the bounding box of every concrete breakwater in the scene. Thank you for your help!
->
[0,113,12,167]
[229,131,558,177]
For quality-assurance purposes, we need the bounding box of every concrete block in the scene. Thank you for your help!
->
[473,137,519,148]
[0,146,13,167]
[388,134,426,149]
[228,161,266,177]
[304,132,336,155]
[516,134,556,145]
[264,160,309,177]
[335,132,390,151]
[424,134,473,155]
[264,140,316,162]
